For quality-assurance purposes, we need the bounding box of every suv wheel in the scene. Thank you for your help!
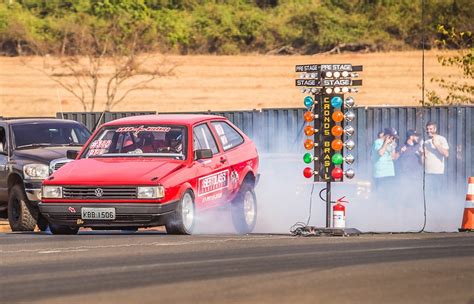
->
[49,224,79,235]
[231,183,257,234]
[8,185,37,231]
[37,213,49,232]
[165,190,195,235]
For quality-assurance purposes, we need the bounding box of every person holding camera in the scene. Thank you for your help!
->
[371,127,399,193]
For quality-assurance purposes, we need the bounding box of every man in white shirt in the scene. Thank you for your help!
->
[423,121,449,196]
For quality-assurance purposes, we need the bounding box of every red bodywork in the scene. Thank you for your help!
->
[40,115,259,227]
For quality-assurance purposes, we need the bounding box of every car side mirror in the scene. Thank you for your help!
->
[66,150,79,160]
[194,149,213,160]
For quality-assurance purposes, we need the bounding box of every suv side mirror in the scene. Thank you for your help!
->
[66,150,79,160]
[194,149,213,160]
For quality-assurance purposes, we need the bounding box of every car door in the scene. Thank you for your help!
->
[192,123,230,210]
[210,120,248,196]
[0,124,9,202]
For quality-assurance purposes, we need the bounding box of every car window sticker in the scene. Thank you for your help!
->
[215,123,229,147]
[116,126,171,137]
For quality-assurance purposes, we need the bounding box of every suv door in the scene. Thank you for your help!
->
[192,123,230,209]
[0,125,9,202]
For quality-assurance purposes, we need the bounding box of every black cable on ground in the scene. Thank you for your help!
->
[290,184,328,236]
[418,0,428,233]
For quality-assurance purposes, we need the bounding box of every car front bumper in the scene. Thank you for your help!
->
[39,202,178,228]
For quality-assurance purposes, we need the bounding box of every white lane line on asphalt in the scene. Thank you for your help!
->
[0,236,293,254]
[38,249,89,254]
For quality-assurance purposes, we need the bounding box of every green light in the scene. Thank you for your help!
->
[303,153,313,164]
[332,153,343,165]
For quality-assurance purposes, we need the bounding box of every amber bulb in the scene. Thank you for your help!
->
[304,111,314,122]
[332,111,344,122]
[331,139,343,151]
[331,125,343,137]
[304,125,315,136]
[304,139,314,150]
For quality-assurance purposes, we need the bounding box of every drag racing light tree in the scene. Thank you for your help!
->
[302,95,319,178]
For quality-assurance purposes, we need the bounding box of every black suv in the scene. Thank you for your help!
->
[0,118,90,231]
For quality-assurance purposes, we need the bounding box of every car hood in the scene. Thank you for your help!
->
[13,146,82,164]
[50,157,184,185]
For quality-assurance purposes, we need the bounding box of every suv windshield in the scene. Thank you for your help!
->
[83,125,186,160]
[13,122,91,149]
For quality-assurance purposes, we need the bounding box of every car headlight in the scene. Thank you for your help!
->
[42,186,63,199]
[137,186,165,199]
[23,164,50,180]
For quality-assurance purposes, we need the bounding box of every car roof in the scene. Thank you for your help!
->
[1,118,83,125]
[103,114,226,127]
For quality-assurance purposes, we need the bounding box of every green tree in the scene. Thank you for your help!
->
[425,25,473,105]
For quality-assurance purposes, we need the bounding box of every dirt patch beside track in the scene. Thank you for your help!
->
[0,51,467,117]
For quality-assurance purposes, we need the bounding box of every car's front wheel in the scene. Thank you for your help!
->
[49,224,79,235]
[8,185,37,231]
[231,183,257,234]
[165,190,195,235]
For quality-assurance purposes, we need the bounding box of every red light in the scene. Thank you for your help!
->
[332,111,344,122]
[304,111,314,122]
[304,139,314,150]
[331,139,343,150]
[331,167,343,179]
[303,167,314,178]
[331,125,343,137]
[304,125,315,136]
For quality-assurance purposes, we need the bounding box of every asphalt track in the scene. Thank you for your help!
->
[0,232,473,304]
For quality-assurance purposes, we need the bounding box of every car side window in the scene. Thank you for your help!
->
[211,121,244,151]
[193,124,219,155]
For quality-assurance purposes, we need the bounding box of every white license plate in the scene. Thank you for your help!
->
[81,208,116,220]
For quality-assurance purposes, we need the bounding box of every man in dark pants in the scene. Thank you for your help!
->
[397,130,423,202]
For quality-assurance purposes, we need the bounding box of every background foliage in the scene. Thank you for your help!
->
[0,0,473,55]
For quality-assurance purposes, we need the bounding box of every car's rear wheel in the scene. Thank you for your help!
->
[8,185,37,231]
[165,190,195,235]
[231,183,257,234]
[49,224,79,235]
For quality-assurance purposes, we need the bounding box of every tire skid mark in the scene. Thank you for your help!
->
[0,235,293,254]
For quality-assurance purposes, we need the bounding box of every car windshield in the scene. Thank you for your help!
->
[83,125,187,160]
[13,122,91,149]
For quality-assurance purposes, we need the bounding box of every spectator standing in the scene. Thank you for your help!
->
[397,129,423,180]
[372,127,399,192]
[423,121,449,196]
[396,129,423,204]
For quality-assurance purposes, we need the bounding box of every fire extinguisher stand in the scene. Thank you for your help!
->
[320,181,361,236]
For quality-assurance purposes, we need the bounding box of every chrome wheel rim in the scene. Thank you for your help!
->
[181,193,194,231]
[243,191,256,226]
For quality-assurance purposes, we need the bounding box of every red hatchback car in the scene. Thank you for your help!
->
[39,114,259,235]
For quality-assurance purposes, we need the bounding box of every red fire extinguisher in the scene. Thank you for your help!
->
[333,196,349,228]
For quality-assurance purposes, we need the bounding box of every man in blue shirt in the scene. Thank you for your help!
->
[372,127,399,191]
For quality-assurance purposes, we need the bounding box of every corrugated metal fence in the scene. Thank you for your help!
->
[59,106,473,190]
